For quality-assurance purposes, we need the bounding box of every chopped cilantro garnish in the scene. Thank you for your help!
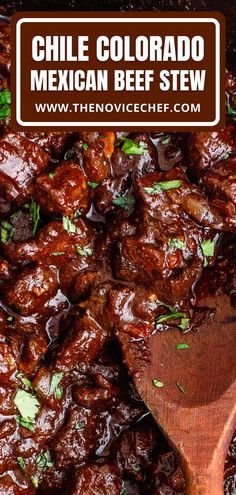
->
[55,385,63,400]
[112,195,135,210]
[76,245,93,257]
[30,200,40,236]
[16,415,35,432]
[82,143,89,150]
[16,372,33,389]
[132,464,141,473]
[88,181,98,189]
[222,152,230,160]
[152,378,164,388]
[161,136,170,144]
[14,389,40,423]
[36,451,54,469]
[76,420,85,430]
[49,372,64,397]
[17,456,26,471]
[0,89,11,120]
[119,138,148,155]
[62,216,76,233]
[168,238,185,250]
[1,220,13,244]
[218,255,223,260]
[176,382,186,394]
[48,172,55,178]
[7,316,13,322]
[156,311,186,325]
[200,239,215,266]
[226,100,236,120]
[178,318,190,331]
[31,476,39,489]
[120,489,128,495]
[52,251,65,256]
[176,343,189,350]
[144,180,182,194]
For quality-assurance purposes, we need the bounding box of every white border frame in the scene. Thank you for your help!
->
[15,17,220,127]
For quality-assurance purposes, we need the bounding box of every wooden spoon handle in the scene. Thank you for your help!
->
[183,456,224,495]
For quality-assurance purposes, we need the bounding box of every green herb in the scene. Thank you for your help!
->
[7,316,13,322]
[152,378,164,388]
[161,136,170,144]
[132,464,141,473]
[73,211,79,219]
[82,143,89,150]
[14,389,40,423]
[226,101,236,120]
[16,415,35,432]
[120,489,128,495]
[17,456,26,471]
[176,343,189,350]
[218,255,223,260]
[168,238,185,250]
[176,382,186,394]
[112,195,135,210]
[88,181,98,189]
[1,220,13,244]
[119,138,148,155]
[49,372,64,397]
[48,172,55,178]
[62,216,76,233]
[36,451,54,469]
[1,221,12,230]
[156,311,186,325]
[0,89,11,120]
[76,420,85,430]
[76,245,93,257]
[144,180,182,195]
[30,200,40,236]
[178,318,190,331]
[55,385,63,400]
[51,251,65,256]
[223,152,230,160]
[200,239,215,266]
[31,476,39,489]
[16,372,33,389]
[1,228,8,243]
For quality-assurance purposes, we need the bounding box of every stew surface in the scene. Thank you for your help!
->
[0,2,235,494]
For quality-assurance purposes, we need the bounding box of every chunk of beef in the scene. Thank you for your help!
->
[24,131,78,158]
[0,342,16,382]
[187,121,236,172]
[73,381,119,409]
[67,462,122,495]
[18,335,47,376]
[203,156,236,205]
[111,132,158,177]
[3,218,95,268]
[114,421,157,480]
[0,386,16,415]
[0,473,35,495]
[0,132,49,204]
[3,264,60,316]
[51,405,107,468]
[55,315,107,372]
[76,132,115,182]
[35,161,89,217]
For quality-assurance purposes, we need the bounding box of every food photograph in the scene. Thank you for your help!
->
[0,1,235,494]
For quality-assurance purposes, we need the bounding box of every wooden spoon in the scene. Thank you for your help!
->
[123,293,236,495]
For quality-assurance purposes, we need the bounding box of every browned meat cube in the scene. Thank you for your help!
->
[76,132,115,182]
[203,156,236,205]
[24,131,78,158]
[18,336,47,376]
[0,22,10,77]
[0,132,49,204]
[67,462,122,495]
[3,263,60,316]
[55,315,107,372]
[51,405,107,468]
[114,421,157,479]
[35,161,89,217]
[187,121,236,172]
[111,132,158,177]
[3,219,95,267]
[0,386,16,415]
[0,473,35,494]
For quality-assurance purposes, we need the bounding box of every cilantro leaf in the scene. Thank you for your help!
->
[168,238,185,250]
[88,181,98,189]
[156,311,186,325]
[152,378,164,388]
[144,180,182,194]
[82,143,89,150]
[36,451,54,469]
[16,415,35,432]
[16,372,33,389]
[178,317,190,331]
[31,476,39,489]
[30,200,40,236]
[14,389,40,422]
[119,138,148,155]
[176,343,189,350]
[49,372,64,396]
[0,89,11,120]
[62,216,77,233]
[17,456,26,471]
[200,239,215,258]
[55,385,63,400]
[76,245,93,257]
[76,420,85,430]
[112,196,135,210]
